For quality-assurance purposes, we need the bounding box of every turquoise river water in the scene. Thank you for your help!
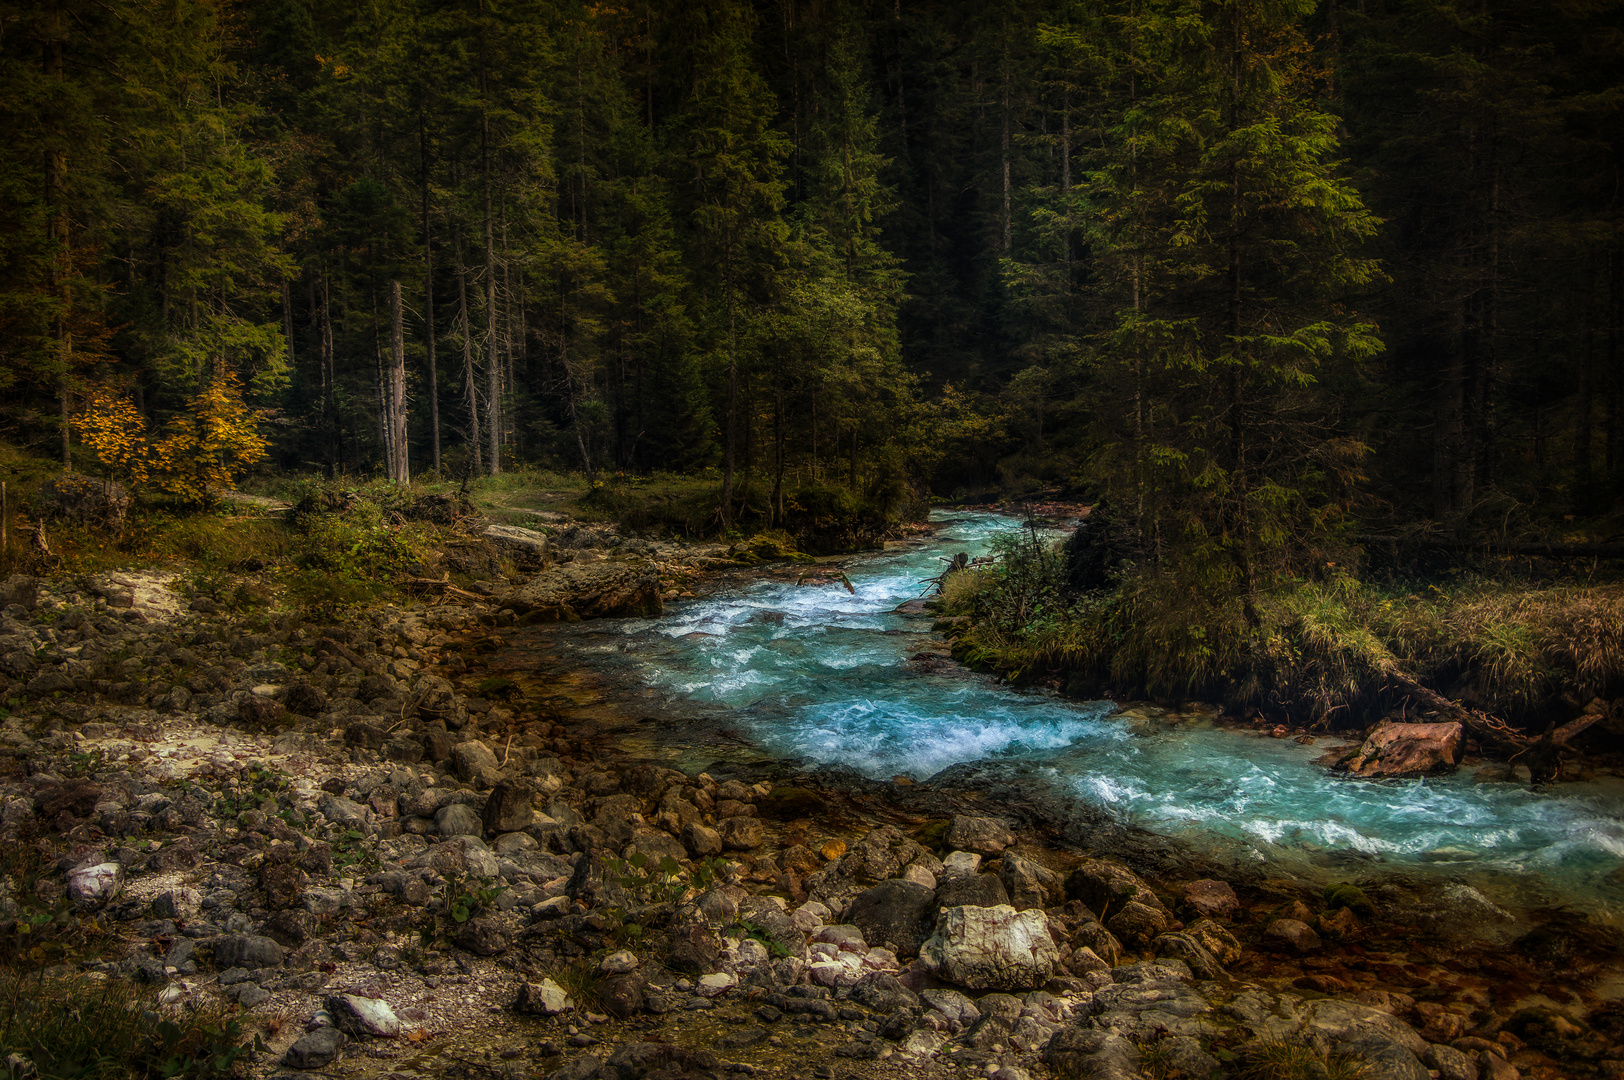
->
[561,511,1624,915]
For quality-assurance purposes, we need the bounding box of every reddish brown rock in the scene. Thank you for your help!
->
[1316,906,1363,939]
[1264,917,1321,953]
[1342,721,1462,777]
[1180,879,1239,920]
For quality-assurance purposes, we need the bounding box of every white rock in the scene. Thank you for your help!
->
[325,993,401,1038]
[901,864,937,890]
[899,1030,946,1059]
[600,950,639,975]
[696,972,737,998]
[918,904,1057,991]
[790,902,828,933]
[66,862,123,910]
[940,851,982,877]
[517,978,574,1015]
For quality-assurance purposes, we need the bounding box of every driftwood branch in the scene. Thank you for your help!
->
[404,573,486,602]
[1511,713,1606,783]
[1377,664,1530,751]
[797,568,855,594]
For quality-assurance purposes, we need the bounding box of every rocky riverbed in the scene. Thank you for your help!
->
[0,526,1617,1080]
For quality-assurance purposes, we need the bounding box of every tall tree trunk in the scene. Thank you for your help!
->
[457,248,483,473]
[1000,36,1012,254]
[1607,246,1623,479]
[45,2,71,469]
[386,281,410,483]
[420,113,441,475]
[282,282,296,383]
[720,231,737,528]
[1227,3,1257,625]
[319,275,337,477]
[1575,260,1594,484]
[478,1,502,475]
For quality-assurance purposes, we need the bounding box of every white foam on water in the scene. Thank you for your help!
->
[581,510,1624,907]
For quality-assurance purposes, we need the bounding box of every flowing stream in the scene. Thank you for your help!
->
[556,511,1624,916]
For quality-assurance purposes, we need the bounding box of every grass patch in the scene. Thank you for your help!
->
[1236,1039,1369,1080]
[943,538,1624,732]
[0,969,260,1078]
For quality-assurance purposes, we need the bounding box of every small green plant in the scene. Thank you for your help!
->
[329,828,379,874]
[733,919,790,959]
[421,873,506,943]
[607,853,686,903]
[0,970,262,1078]
[61,749,106,779]
[213,767,287,819]
[547,958,605,1012]
[688,856,732,893]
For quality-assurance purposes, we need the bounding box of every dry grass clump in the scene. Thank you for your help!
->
[944,543,1624,731]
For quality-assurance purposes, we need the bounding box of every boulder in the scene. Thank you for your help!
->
[1065,859,1171,923]
[1180,879,1239,920]
[513,979,574,1015]
[935,872,1010,911]
[214,934,284,969]
[999,850,1063,910]
[483,524,551,568]
[283,1027,346,1070]
[1043,1027,1143,1080]
[847,879,937,958]
[681,822,723,857]
[946,815,1015,857]
[918,904,1058,990]
[717,816,765,851]
[1151,932,1224,979]
[326,994,401,1038]
[482,780,535,834]
[1106,899,1170,946]
[1342,721,1462,777]
[66,861,123,910]
[435,802,483,839]
[0,575,38,611]
[453,740,501,781]
[454,915,512,956]
[1185,918,1243,965]
[1265,918,1322,953]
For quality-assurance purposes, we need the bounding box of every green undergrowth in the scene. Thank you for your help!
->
[942,541,1624,733]
[0,969,261,1078]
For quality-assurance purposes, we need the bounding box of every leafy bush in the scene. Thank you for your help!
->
[72,370,267,504]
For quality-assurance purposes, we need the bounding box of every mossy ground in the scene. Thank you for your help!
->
[939,537,1624,738]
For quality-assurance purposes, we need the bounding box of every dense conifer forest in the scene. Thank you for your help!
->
[4,0,1624,693]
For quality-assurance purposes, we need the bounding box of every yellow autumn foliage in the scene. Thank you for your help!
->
[72,369,268,501]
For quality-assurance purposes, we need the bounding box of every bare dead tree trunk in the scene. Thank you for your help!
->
[386,281,410,483]
[457,246,483,474]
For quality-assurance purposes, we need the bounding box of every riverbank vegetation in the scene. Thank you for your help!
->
[941,531,1624,735]
[4,0,1624,726]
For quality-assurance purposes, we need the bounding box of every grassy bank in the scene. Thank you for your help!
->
[938,538,1624,738]
[0,452,926,606]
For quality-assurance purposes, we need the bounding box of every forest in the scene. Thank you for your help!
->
[4,0,1624,722]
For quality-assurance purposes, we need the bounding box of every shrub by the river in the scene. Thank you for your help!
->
[942,538,1624,732]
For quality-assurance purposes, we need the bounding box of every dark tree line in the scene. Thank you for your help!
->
[2,0,1621,559]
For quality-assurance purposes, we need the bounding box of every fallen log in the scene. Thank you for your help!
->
[404,573,487,602]
[1511,712,1605,783]
[1374,663,1530,752]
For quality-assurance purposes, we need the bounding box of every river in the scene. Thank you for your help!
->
[543,510,1624,919]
